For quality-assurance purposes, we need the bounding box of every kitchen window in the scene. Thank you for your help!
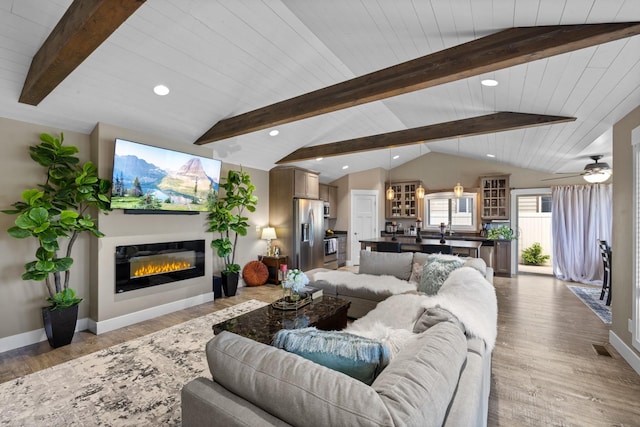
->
[424,192,478,232]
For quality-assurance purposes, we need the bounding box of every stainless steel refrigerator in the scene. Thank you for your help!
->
[292,198,325,271]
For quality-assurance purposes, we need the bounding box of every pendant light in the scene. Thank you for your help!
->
[415,143,425,199]
[453,139,463,198]
[386,150,395,200]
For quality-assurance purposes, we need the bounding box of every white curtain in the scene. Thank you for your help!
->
[552,184,612,284]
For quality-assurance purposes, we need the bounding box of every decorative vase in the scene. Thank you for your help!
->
[221,272,239,297]
[42,304,79,348]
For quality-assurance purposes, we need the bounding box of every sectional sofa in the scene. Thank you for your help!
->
[181,251,497,426]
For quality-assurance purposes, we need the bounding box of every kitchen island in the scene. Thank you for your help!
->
[359,237,483,258]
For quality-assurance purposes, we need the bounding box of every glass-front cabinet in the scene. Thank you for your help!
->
[481,175,510,219]
[386,181,422,218]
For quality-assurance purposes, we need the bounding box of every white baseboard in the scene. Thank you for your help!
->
[88,292,214,335]
[610,330,640,375]
[0,294,212,353]
[0,317,90,354]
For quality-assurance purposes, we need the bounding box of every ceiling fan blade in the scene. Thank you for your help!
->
[541,174,584,181]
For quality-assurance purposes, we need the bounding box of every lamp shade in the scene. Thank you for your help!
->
[261,227,277,240]
[453,182,464,198]
[583,170,612,183]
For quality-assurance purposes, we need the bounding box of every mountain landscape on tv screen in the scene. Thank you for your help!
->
[111,154,218,211]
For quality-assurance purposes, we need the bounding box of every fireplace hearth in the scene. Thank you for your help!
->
[115,240,205,293]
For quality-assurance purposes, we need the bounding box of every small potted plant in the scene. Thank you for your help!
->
[207,168,258,296]
[3,133,111,347]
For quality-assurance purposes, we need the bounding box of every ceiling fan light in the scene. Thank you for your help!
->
[583,170,612,183]
[453,182,464,198]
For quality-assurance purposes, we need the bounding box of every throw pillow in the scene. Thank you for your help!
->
[408,262,424,284]
[418,257,463,295]
[272,327,390,385]
[463,257,487,276]
[413,306,464,334]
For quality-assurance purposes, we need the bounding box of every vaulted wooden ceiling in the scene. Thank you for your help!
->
[4,1,640,181]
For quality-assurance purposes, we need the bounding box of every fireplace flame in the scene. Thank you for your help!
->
[133,260,192,277]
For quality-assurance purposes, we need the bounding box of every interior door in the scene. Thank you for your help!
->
[350,190,378,265]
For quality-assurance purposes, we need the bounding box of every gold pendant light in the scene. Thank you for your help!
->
[453,139,463,197]
[453,182,464,198]
[386,150,395,200]
[416,143,425,199]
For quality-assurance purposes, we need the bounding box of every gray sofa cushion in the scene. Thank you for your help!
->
[413,306,465,334]
[373,321,468,427]
[359,250,414,280]
[207,331,394,426]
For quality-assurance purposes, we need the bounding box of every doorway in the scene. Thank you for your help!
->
[350,190,378,266]
[510,188,554,276]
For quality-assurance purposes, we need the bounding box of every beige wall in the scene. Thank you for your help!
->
[0,118,93,337]
[611,105,640,358]
[91,122,270,323]
[0,118,269,341]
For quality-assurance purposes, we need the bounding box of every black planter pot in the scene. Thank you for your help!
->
[221,272,239,297]
[42,304,79,348]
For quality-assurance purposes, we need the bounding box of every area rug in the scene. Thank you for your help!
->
[0,299,268,426]
[567,285,612,324]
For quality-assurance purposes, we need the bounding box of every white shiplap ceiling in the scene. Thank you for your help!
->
[1,0,639,182]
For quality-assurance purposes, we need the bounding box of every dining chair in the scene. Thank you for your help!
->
[598,240,612,306]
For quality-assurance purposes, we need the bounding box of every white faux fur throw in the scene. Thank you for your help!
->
[312,270,417,294]
[346,268,497,351]
[421,266,498,351]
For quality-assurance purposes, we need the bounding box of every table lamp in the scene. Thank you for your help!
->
[261,227,277,256]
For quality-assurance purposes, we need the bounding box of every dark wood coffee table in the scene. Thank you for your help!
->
[212,295,351,345]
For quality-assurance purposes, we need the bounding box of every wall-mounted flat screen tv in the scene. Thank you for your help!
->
[110,138,222,213]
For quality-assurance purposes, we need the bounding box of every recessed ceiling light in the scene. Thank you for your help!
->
[153,84,170,96]
[393,155,400,160]
[315,157,323,161]
[486,154,496,158]
[342,165,349,170]
[269,129,279,136]
[481,79,498,87]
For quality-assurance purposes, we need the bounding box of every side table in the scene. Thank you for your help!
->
[258,255,288,284]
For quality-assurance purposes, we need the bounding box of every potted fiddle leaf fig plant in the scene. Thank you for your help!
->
[207,168,258,296]
[2,132,111,347]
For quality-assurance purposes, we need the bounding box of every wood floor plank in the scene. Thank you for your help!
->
[1,274,639,425]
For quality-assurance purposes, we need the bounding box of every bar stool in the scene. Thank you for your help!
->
[420,244,453,255]
[598,240,612,306]
[376,242,402,253]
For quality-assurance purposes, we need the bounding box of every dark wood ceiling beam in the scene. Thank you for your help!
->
[19,0,146,106]
[196,22,640,145]
[276,112,575,163]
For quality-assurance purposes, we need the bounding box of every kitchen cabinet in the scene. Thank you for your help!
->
[337,235,347,267]
[481,175,510,219]
[271,167,320,200]
[386,181,423,219]
[320,184,338,219]
[294,168,319,199]
[493,240,512,276]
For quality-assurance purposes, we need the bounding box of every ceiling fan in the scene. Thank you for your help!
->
[543,155,612,183]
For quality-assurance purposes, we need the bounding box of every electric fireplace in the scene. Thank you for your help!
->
[115,240,205,293]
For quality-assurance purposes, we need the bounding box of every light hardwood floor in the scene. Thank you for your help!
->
[1,274,639,425]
